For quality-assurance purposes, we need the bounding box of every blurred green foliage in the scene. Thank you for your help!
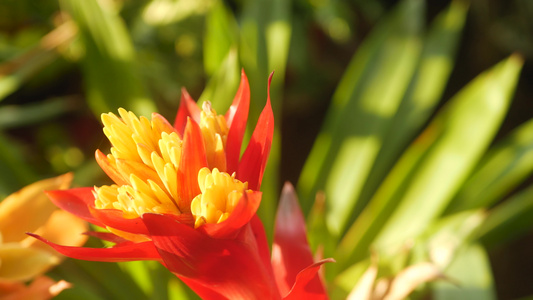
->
[1,0,533,299]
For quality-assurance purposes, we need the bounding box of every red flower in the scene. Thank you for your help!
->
[30,71,332,299]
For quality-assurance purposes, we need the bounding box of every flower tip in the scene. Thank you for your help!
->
[268,71,275,87]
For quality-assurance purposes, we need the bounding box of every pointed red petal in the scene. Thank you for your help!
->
[142,213,281,299]
[177,118,208,211]
[27,233,161,262]
[225,70,250,174]
[174,88,201,136]
[200,191,262,239]
[283,259,335,300]
[46,188,104,228]
[250,214,278,284]
[88,207,150,235]
[237,73,274,190]
[272,183,328,297]
[84,231,129,244]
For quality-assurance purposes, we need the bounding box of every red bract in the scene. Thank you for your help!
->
[30,70,332,299]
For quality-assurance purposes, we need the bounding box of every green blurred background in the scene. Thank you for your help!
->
[1,0,533,299]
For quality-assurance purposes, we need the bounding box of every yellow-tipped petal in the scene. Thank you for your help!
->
[199,101,229,171]
[0,173,73,243]
[21,210,88,254]
[0,243,59,282]
[191,168,250,228]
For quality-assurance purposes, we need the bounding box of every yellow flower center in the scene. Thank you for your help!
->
[93,108,245,230]
[191,168,252,228]
[199,101,229,171]
[94,108,187,218]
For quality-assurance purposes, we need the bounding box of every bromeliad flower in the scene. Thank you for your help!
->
[29,71,331,299]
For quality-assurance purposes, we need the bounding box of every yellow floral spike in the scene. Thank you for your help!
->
[199,101,229,171]
[95,109,187,219]
[191,168,252,228]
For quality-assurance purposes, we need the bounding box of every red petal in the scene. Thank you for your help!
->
[84,231,129,244]
[174,88,201,136]
[250,214,278,283]
[225,70,250,174]
[237,73,274,190]
[46,188,104,228]
[95,150,128,186]
[200,191,262,239]
[177,118,208,211]
[272,183,328,297]
[27,233,161,262]
[142,213,281,299]
[89,207,150,235]
[283,259,335,300]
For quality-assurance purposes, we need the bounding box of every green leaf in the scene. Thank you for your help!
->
[446,117,533,213]
[337,54,523,268]
[0,22,75,101]
[432,243,496,300]
[199,49,240,113]
[372,54,523,252]
[356,0,468,217]
[298,0,424,235]
[203,0,238,76]
[474,184,533,248]
[60,0,156,117]
[422,210,485,269]
[0,132,38,195]
[0,97,79,129]
[239,0,291,242]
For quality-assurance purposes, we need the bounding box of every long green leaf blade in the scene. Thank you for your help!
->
[298,0,424,235]
[60,0,156,116]
[373,54,523,252]
[473,184,533,248]
[337,54,523,268]
[356,0,468,216]
[446,117,533,213]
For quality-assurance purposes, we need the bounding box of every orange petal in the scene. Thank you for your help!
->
[0,243,59,281]
[95,150,128,186]
[177,118,208,211]
[225,69,250,174]
[236,73,274,190]
[174,88,201,136]
[22,210,88,254]
[0,276,70,300]
[0,173,72,243]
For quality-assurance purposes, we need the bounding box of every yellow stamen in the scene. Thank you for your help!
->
[94,107,241,234]
[190,168,251,228]
[95,109,186,219]
[199,101,229,171]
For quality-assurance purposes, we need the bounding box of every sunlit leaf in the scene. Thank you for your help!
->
[446,117,533,213]
[473,185,533,248]
[337,54,523,268]
[298,0,424,236]
[432,243,496,300]
[60,0,156,116]
[372,54,522,253]
[357,0,468,217]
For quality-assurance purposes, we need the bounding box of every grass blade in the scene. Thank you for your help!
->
[372,54,523,252]
[446,117,533,213]
[356,0,468,216]
[60,0,156,116]
[298,0,424,235]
